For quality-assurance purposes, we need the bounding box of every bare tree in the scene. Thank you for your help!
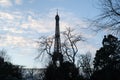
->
[35,36,54,61]
[36,27,84,64]
[0,49,10,62]
[77,52,93,79]
[61,27,84,64]
[92,0,120,35]
[22,68,45,80]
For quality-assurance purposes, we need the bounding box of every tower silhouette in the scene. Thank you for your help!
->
[52,12,63,67]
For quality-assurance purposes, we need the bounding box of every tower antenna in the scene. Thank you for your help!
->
[57,9,58,15]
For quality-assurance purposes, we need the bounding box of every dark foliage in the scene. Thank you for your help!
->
[0,56,22,80]
[44,61,85,80]
[91,65,120,80]
[91,34,120,80]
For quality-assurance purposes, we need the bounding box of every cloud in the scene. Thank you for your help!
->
[0,0,22,7]
[1,27,24,34]
[15,0,22,5]
[0,11,52,33]
[0,34,37,48]
[0,8,98,56]
[0,0,12,7]
[0,11,37,48]
[21,15,54,33]
[0,11,15,20]
[0,8,102,68]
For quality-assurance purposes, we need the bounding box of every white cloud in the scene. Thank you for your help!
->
[0,11,15,20]
[0,8,98,56]
[0,34,37,48]
[1,27,24,34]
[0,0,22,7]
[0,0,12,7]
[0,11,22,21]
[0,9,89,35]
[15,0,22,5]
[21,18,52,33]
[0,8,102,68]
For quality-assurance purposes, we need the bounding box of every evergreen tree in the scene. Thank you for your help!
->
[0,50,22,80]
[44,61,85,80]
[91,34,120,80]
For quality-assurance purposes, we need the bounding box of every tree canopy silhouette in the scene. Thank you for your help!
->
[0,49,22,80]
[91,34,120,80]
[44,61,85,80]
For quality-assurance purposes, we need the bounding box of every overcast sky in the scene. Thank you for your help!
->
[0,0,110,68]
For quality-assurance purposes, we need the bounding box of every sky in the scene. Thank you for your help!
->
[0,0,111,68]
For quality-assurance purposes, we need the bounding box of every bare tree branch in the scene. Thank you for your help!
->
[91,0,120,35]
[35,36,54,60]
[61,27,84,64]
[36,27,84,64]
[0,49,10,62]
[77,52,93,79]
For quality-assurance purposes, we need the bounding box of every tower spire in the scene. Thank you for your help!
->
[52,12,63,67]
[57,9,58,15]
